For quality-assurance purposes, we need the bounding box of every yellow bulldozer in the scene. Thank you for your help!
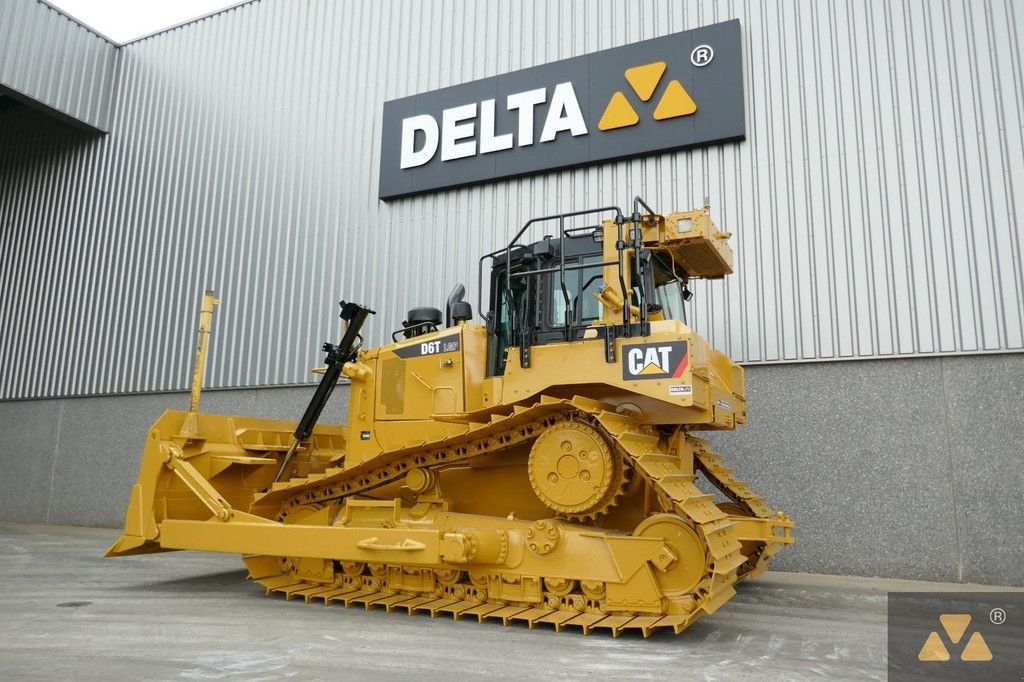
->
[107,198,793,637]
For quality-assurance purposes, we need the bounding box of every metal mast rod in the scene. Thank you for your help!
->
[179,289,220,438]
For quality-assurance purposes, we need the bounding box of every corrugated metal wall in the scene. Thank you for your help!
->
[0,0,116,131]
[1,0,1022,400]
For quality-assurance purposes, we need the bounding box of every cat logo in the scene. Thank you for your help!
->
[622,341,689,381]
[597,61,697,131]
[917,614,993,662]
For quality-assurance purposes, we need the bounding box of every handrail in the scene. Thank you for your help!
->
[391,321,439,342]
[630,195,659,329]
[508,259,618,278]
[475,198,660,360]
[475,206,623,324]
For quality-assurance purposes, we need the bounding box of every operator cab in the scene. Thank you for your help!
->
[393,200,699,378]
[483,212,691,377]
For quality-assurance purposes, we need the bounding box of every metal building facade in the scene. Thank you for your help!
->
[1,0,1022,400]
[0,0,116,131]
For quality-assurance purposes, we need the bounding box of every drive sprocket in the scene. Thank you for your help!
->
[527,420,626,520]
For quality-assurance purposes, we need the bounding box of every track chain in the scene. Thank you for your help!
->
[253,399,576,520]
[246,557,697,637]
[692,443,790,576]
[584,406,745,617]
[249,396,781,635]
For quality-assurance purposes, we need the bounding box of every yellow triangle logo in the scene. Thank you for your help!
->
[939,614,971,644]
[653,79,697,120]
[599,63,697,132]
[960,632,993,661]
[639,362,664,375]
[917,631,950,661]
[597,91,640,131]
[624,62,666,101]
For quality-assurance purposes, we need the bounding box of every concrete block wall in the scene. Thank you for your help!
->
[0,387,346,527]
[706,354,1023,586]
[1,355,1020,586]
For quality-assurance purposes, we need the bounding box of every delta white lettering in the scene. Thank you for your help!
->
[399,114,439,169]
[440,103,477,161]
[398,83,588,167]
[539,82,587,142]
[506,87,547,147]
[479,99,514,154]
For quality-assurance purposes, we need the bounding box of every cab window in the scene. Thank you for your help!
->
[549,257,604,326]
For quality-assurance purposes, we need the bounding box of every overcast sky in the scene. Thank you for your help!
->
[48,0,244,43]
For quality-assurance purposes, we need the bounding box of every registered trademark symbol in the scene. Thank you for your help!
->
[691,44,714,67]
[990,607,1006,625]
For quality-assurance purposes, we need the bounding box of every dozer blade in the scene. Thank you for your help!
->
[105,408,345,557]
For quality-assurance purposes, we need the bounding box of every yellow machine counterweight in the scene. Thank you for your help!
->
[107,198,794,637]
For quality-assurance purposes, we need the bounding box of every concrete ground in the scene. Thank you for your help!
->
[0,524,1012,681]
